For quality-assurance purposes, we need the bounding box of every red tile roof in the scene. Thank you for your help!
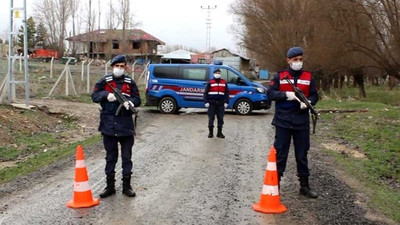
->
[66,29,165,45]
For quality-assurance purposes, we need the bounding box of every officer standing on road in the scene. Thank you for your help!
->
[267,47,319,198]
[91,55,141,198]
[204,69,230,138]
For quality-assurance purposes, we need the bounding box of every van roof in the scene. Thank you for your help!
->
[148,64,233,69]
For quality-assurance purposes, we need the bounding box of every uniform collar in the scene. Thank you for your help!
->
[288,68,302,77]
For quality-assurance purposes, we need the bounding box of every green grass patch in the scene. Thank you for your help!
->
[0,135,101,184]
[317,96,400,223]
[322,148,400,223]
[0,133,60,161]
[138,83,146,105]
[326,85,400,106]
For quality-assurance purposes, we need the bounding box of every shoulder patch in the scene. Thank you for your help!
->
[105,75,113,82]
[124,77,132,84]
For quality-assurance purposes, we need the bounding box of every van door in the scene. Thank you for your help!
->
[219,68,252,106]
[177,66,209,108]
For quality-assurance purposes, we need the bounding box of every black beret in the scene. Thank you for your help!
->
[110,55,127,66]
[287,47,303,58]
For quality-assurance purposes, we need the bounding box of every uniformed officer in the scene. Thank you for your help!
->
[204,69,229,138]
[91,55,141,198]
[267,47,319,198]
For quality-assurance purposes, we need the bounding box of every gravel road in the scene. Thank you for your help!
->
[0,108,395,225]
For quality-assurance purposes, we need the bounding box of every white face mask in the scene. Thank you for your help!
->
[214,73,221,79]
[113,68,125,77]
[290,61,303,71]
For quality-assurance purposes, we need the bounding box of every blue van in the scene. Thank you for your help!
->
[145,64,270,115]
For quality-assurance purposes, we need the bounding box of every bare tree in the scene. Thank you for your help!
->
[105,0,119,29]
[34,0,72,55]
[85,0,97,57]
[70,0,80,55]
[118,0,132,32]
[346,0,400,82]
[231,0,400,97]
[230,0,314,71]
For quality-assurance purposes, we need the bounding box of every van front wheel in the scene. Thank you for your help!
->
[234,99,253,115]
[159,97,177,114]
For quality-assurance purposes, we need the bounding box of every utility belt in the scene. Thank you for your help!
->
[208,99,225,105]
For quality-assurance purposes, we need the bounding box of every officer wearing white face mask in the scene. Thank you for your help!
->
[267,47,319,198]
[91,55,141,198]
[204,68,230,138]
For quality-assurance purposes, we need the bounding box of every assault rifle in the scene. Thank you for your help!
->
[282,75,318,134]
[106,82,139,128]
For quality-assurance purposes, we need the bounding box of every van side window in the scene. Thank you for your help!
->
[153,67,180,79]
[180,68,208,81]
[220,69,241,84]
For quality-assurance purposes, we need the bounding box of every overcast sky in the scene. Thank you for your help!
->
[0,0,239,53]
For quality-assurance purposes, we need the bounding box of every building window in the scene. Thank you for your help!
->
[112,40,119,49]
[132,41,140,49]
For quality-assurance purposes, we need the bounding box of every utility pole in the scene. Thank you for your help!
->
[201,5,217,53]
[6,0,30,107]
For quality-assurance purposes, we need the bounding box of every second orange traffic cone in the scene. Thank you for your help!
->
[67,145,100,208]
[253,146,287,214]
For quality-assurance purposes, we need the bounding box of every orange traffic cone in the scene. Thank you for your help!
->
[253,146,287,214]
[67,145,100,208]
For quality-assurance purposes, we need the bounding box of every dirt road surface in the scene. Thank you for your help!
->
[0,106,395,225]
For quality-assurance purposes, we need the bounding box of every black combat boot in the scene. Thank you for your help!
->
[299,176,318,198]
[122,175,136,197]
[208,127,213,138]
[217,127,225,138]
[99,176,116,198]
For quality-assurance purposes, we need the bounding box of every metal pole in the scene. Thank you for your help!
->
[50,57,54,78]
[87,59,94,93]
[68,66,77,95]
[81,60,86,81]
[105,60,111,75]
[65,62,69,96]
[23,0,29,106]
[48,66,67,97]
[7,0,14,104]
[131,61,136,79]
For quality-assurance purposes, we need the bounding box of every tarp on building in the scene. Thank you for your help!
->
[162,49,196,60]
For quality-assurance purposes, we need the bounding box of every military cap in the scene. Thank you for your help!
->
[287,47,303,58]
[110,55,127,66]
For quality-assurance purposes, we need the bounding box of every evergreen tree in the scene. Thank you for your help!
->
[18,17,36,48]
[36,22,49,48]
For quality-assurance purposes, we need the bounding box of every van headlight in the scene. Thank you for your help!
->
[256,87,265,93]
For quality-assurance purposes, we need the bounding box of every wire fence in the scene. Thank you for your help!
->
[0,58,147,100]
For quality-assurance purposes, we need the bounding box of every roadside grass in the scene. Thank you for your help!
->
[0,134,101,184]
[317,85,400,223]
[39,82,147,105]
[0,133,60,162]
[327,85,400,106]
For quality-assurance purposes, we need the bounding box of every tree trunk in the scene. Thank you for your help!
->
[333,72,339,88]
[339,74,345,89]
[316,70,331,94]
[352,68,366,98]
[388,76,398,90]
